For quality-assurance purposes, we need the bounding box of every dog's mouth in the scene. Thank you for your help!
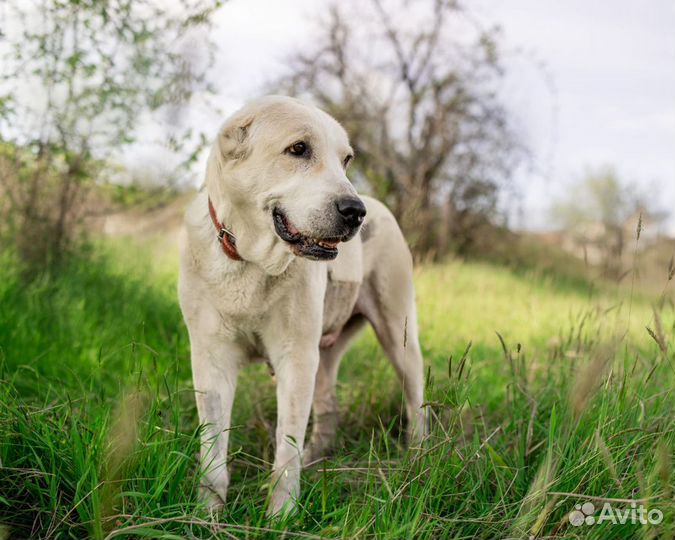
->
[272,208,342,261]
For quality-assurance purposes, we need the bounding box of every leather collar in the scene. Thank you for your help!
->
[207,197,242,261]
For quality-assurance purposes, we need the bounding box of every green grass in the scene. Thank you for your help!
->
[1,239,674,539]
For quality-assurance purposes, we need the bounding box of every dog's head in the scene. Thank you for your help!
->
[205,96,365,274]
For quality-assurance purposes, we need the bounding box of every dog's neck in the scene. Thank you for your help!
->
[207,196,242,261]
[189,190,296,276]
[200,149,298,276]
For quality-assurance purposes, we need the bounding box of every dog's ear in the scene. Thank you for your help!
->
[218,113,253,161]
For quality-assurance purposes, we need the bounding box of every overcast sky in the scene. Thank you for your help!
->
[143,0,675,234]
[473,0,675,233]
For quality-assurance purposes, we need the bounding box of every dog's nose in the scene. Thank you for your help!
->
[336,196,367,228]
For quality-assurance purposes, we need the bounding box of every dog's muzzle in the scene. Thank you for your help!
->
[272,198,366,261]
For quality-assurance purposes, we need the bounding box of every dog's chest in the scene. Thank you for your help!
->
[209,266,291,321]
[322,272,360,335]
[321,237,363,334]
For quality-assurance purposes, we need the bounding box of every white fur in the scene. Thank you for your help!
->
[178,96,427,516]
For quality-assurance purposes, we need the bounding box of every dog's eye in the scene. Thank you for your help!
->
[343,154,354,168]
[287,141,308,157]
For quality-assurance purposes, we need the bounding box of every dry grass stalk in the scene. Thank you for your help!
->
[570,344,615,419]
[100,390,149,532]
[595,429,622,489]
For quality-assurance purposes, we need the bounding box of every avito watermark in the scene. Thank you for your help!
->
[569,501,663,527]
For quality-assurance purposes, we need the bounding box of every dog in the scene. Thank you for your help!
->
[178,95,426,516]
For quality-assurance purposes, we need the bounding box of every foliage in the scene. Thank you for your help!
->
[278,0,524,255]
[551,166,668,278]
[1,239,674,539]
[553,167,636,231]
[0,0,220,273]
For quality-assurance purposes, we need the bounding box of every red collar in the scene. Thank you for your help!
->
[208,197,242,261]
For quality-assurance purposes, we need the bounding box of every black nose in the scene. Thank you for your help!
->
[336,196,366,228]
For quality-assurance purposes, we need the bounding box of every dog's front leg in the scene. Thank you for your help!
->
[190,335,243,511]
[264,338,320,516]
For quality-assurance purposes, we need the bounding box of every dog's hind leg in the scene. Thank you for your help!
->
[306,314,367,464]
[362,274,427,446]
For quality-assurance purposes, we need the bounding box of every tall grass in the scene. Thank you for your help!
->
[0,239,673,539]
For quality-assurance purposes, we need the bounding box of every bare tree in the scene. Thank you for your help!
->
[0,0,221,273]
[277,0,523,255]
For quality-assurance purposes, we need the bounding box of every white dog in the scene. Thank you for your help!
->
[178,96,426,516]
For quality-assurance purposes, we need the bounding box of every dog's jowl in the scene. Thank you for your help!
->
[178,95,427,516]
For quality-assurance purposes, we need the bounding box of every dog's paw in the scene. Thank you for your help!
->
[200,485,226,513]
[304,441,328,466]
[266,470,301,519]
[199,467,229,512]
[306,425,339,465]
[408,408,430,447]
[266,489,298,519]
